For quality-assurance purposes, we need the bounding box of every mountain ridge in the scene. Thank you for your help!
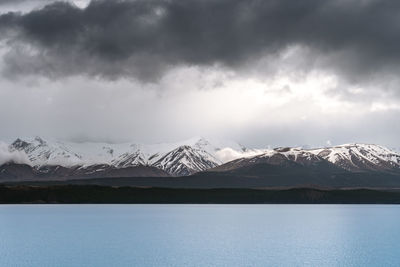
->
[1,137,400,183]
[211,144,400,175]
[2,136,248,178]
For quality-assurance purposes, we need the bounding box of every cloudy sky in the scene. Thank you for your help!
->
[0,0,399,148]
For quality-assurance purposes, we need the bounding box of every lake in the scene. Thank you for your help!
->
[0,205,399,266]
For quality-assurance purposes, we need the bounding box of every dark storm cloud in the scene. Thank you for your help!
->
[0,0,25,3]
[0,0,54,6]
[1,0,400,82]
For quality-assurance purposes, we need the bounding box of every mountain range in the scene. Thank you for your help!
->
[0,136,249,180]
[1,136,400,187]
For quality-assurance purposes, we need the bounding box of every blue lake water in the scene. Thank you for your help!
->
[0,205,400,266]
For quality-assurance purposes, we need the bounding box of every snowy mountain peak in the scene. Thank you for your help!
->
[248,147,327,167]
[310,143,400,172]
[4,136,244,176]
[153,145,221,176]
[11,138,30,150]
[212,143,400,176]
[193,137,211,148]
[34,136,46,145]
[3,137,400,177]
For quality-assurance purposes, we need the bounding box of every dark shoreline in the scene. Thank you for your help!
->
[2,185,400,204]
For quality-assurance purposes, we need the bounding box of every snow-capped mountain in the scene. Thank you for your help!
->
[310,144,400,173]
[212,147,343,173]
[3,136,249,177]
[2,137,400,181]
[153,145,220,176]
[212,144,400,174]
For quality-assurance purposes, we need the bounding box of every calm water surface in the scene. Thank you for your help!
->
[0,205,399,266]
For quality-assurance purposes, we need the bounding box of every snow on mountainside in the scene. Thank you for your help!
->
[3,137,400,178]
[5,136,248,176]
[310,144,400,173]
[212,144,400,174]
[254,144,400,173]
[153,145,220,176]
[211,147,339,173]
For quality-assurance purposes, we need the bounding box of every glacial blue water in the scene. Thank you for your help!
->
[0,205,399,267]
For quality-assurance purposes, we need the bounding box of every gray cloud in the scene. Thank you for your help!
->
[0,0,27,4]
[0,0,399,84]
[1,0,400,150]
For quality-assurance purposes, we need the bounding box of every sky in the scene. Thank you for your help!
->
[0,0,399,149]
